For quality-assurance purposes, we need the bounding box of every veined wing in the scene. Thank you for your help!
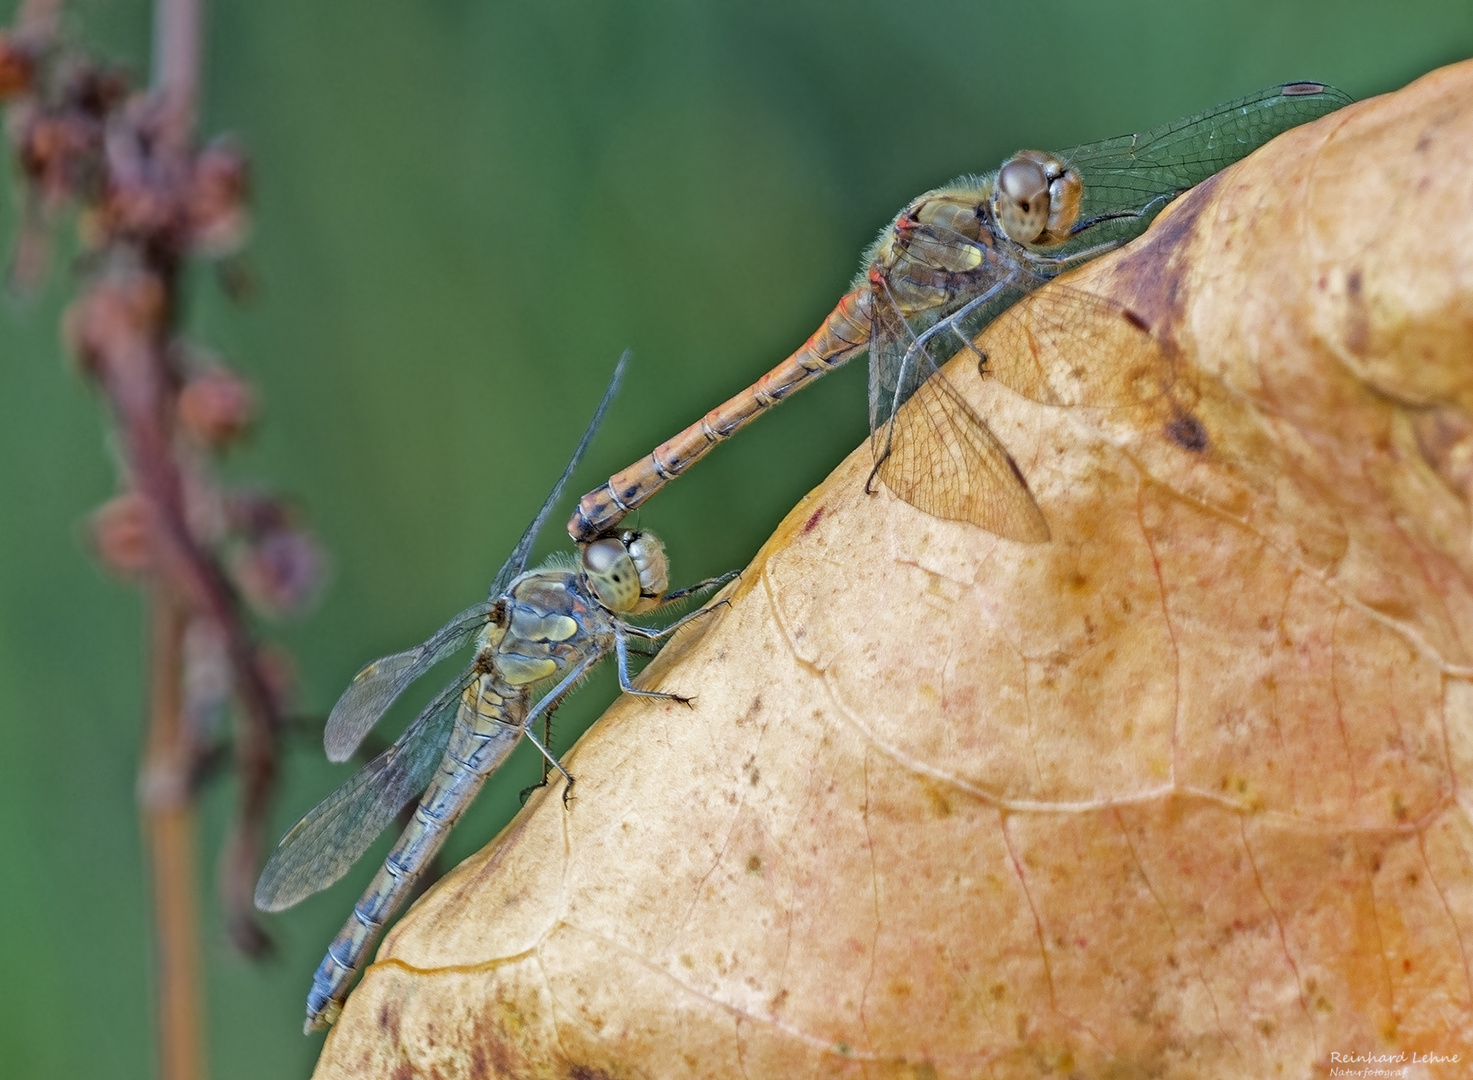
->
[322,351,630,762]
[486,350,629,599]
[1055,82,1352,252]
[978,281,1174,408]
[323,604,490,763]
[255,669,472,912]
[876,367,1051,542]
[871,265,1170,540]
[864,84,1340,420]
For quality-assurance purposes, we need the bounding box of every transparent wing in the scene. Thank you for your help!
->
[254,670,472,912]
[320,352,629,762]
[1055,82,1352,252]
[967,280,1174,408]
[323,603,490,763]
[876,367,1050,543]
[870,268,1170,540]
[486,349,629,599]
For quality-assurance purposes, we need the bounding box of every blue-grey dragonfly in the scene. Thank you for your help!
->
[255,354,733,1031]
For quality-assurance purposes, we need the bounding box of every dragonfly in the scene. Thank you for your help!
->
[568,82,1352,544]
[254,353,734,1032]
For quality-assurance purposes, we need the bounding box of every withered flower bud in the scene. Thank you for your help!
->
[179,366,257,448]
[0,32,38,100]
[224,493,325,618]
[89,491,155,576]
[188,138,251,256]
[64,271,169,377]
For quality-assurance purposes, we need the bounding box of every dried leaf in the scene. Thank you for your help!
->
[315,61,1473,1079]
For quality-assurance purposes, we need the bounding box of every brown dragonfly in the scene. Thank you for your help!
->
[568,82,1350,544]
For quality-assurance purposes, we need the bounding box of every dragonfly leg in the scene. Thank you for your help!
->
[1020,239,1121,270]
[623,599,728,643]
[877,267,1021,449]
[522,724,576,801]
[659,570,739,606]
[864,448,889,495]
[919,270,1020,352]
[518,695,573,804]
[612,628,694,707]
[520,652,608,805]
[1066,190,1177,239]
[913,270,1020,366]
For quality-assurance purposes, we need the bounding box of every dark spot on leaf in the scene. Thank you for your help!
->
[802,506,825,533]
[379,999,402,1039]
[1347,269,1363,297]
[1166,413,1208,453]
[1122,308,1150,332]
[747,854,762,873]
[569,1066,615,1080]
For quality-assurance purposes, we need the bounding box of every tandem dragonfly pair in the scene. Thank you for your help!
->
[255,81,1352,1032]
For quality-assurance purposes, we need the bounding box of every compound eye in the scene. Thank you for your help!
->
[582,537,624,577]
[583,537,641,612]
[994,155,1051,244]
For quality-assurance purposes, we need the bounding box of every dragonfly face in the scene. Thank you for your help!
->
[494,531,676,686]
[583,529,670,614]
[869,149,1085,326]
[992,150,1083,246]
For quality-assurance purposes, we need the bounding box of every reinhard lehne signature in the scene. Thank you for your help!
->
[1329,1050,1463,1077]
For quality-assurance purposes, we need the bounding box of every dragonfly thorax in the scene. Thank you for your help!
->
[582,530,669,615]
[992,149,1081,247]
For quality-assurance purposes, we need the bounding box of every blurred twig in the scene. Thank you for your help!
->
[141,591,202,1080]
[2,1,324,1077]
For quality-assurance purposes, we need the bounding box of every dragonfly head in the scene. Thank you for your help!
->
[582,530,670,614]
[993,149,1081,247]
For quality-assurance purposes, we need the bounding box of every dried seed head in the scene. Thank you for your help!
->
[89,491,155,576]
[189,138,251,255]
[0,32,38,100]
[225,496,325,618]
[179,366,257,448]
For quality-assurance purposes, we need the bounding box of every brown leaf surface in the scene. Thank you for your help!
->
[315,62,1473,1079]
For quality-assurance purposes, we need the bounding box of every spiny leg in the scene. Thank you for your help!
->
[612,596,731,706]
[614,629,692,706]
[623,598,731,643]
[518,697,565,803]
[522,724,576,804]
[1065,191,1175,240]
[659,570,739,605]
[520,652,604,806]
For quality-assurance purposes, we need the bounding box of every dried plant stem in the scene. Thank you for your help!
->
[141,588,204,1080]
[137,3,207,1079]
[152,0,199,150]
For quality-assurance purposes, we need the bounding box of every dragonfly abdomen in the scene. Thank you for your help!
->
[567,288,874,541]
[304,677,525,1031]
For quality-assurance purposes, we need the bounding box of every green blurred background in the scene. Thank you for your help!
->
[0,1,1468,1075]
